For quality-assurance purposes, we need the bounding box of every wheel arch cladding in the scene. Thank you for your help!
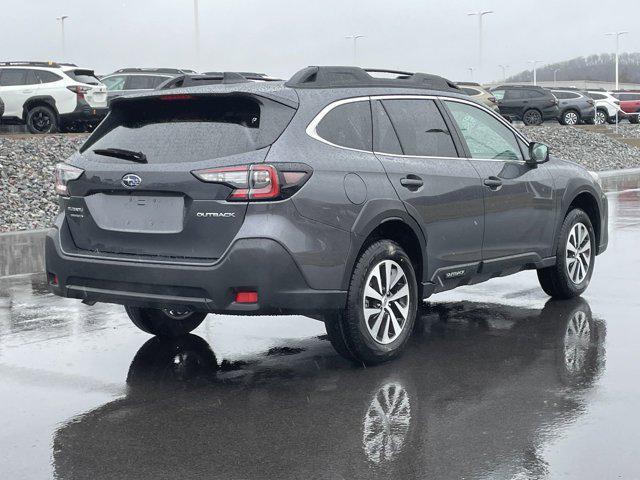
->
[344,203,426,292]
[567,191,601,245]
[23,96,58,120]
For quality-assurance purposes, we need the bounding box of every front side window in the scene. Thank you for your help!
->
[102,75,127,91]
[315,100,372,151]
[381,99,457,157]
[445,100,523,161]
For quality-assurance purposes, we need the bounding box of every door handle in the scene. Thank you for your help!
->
[483,177,503,189]
[400,176,424,190]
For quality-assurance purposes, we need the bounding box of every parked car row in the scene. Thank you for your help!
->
[0,62,278,133]
[461,82,636,126]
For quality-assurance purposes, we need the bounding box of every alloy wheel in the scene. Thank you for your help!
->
[563,310,591,374]
[564,111,579,125]
[32,111,52,133]
[362,260,411,344]
[595,111,607,125]
[566,222,591,284]
[524,110,542,125]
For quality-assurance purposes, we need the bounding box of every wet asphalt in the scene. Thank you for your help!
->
[1,187,640,479]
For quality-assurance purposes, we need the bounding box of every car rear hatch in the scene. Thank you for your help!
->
[65,69,108,108]
[63,91,297,261]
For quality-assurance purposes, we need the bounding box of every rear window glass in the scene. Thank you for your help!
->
[461,87,481,96]
[315,101,372,151]
[81,95,296,163]
[66,70,101,85]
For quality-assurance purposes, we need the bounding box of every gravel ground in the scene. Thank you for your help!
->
[1,124,640,232]
[0,135,87,232]
[520,124,640,170]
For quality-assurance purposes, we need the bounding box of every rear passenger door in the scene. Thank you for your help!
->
[442,99,555,267]
[372,97,485,290]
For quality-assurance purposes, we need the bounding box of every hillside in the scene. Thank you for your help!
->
[507,53,640,83]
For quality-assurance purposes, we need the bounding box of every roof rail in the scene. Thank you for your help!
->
[113,68,189,75]
[0,61,74,68]
[285,66,460,92]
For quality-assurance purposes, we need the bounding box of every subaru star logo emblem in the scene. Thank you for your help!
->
[122,174,142,189]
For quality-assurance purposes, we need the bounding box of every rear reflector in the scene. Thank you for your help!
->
[235,291,258,303]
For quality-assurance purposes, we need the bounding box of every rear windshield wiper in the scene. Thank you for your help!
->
[92,148,148,164]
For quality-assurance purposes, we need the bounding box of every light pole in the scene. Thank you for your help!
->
[468,67,475,81]
[345,34,365,65]
[605,31,628,130]
[193,0,200,69]
[498,64,509,83]
[553,68,560,87]
[529,60,543,86]
[56,15,69,60]
[467,10,493,80]
[605,31,628,91]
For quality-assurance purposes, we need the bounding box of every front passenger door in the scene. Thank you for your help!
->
[372,98,484,290]
[443,100,555,267]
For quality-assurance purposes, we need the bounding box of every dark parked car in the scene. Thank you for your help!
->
[0,96,4,119]
[550,88,596,125]
[490,85,560,125]
[100,68,194,104]
[157,72,281,90]
[46,66,608,364]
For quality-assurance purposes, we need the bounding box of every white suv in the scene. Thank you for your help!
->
[0,61,108,133]
[587,90,624,125]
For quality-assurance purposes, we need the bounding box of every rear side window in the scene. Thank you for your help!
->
[66,70,100,85]
[37,70,63,83]
[81,95,296,164]
[0,68,28,86]
[102,75,126,91]
[590,93,606,100]
[553,91,570,99]
[125,75,167,90]
[315,101,372,151]
[504,89,524,100]
[381,99,458,157]
[461,87,480,96]
[372,100,402,155]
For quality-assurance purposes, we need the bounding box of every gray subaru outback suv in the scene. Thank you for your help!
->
[46,66,608,364]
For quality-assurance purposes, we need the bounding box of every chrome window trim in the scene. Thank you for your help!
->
[306,93,530,164]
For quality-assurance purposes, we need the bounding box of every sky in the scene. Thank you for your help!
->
[2,0,640,82]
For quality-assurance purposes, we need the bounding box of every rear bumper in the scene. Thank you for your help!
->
[45,224,346,315]
[59,100,108,123]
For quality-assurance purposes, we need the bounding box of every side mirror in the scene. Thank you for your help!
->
[528,142,549,165]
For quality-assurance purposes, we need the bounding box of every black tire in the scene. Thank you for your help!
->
[537,208,596,299]
[26,105,58,134]
[559,109,580,126]
[324,313,356,360]
[124,306,207,337]
[629,115,640,124]
[329,240,418,365]
[522,109,543,126]
[595,109,608,125]
[606,114,618,124]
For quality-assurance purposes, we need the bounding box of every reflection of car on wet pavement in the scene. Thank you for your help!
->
[52,298,604,480]
[46,65,608,364]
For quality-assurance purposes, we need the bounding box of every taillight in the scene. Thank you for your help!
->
[192,163,312,201]
[159,94,194,101]
[614,100,621,105]
[587,99,595,106]
[66,85,91,100]
[54,163,84,196]
[488,96,497,103]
